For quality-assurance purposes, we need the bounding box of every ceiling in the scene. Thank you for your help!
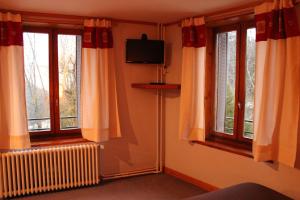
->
[0,0,257,23]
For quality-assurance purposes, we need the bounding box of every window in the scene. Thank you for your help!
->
[23,28,82,138]
[213,22,256,144]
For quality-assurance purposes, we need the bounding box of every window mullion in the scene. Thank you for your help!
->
[53,30,61,134]
[238,22,256,142]
[236,23,247,141]
[47,29,57,135]
[233,24,243,140]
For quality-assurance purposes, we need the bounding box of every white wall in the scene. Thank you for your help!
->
[164,23,300,199]
[100,22,160,176]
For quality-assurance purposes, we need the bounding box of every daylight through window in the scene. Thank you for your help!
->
[23,29,82,136]
[214,22,256,142]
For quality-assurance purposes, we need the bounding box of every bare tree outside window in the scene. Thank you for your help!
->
[23,31,81,133]
[214,25,256,140]
[215,31,237,135]
[24,32,50,131]
[58,35,81,130]
[244,28,256,139]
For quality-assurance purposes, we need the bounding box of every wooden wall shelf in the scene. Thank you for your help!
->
[131,83,181,90]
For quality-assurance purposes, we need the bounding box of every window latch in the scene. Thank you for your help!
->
[238,102,242,110]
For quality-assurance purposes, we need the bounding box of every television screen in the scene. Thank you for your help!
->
[126,39,164,64]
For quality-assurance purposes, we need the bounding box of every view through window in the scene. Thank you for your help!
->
[58,34,81,130]
[24,32,50,131]
[215,30,237,135]
[23,29,81,134]
[214,23,256,141]
[244,28,256,139]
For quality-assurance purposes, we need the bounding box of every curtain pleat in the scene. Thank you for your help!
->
[81,19,121,142]
[0,12,30,149]
[253,0,300,167]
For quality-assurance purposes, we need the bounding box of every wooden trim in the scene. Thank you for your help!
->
[211,20,254,144]
[24,27,82,139]
[234,23,242,141]
[206,14,254,28]
[237,22,246,141]
[53,29,60,132]
[213,23,239,33]
[165,1,260,26]
[0,9,157,26]
[166,0,300,27]
[53,29,82,135]
[17,10,83,25]
[102,167,157,179]
[28,129,81,139]
[204,28,215,137]
[192,137,252,158]
[30,132,82,142]
[49,29,56,136]
[30,129,81,137]
[237,21,255,143]
[205,7,254,26]
[23,26,52,33]
[53,28,82,35]
[213,131,235,140]
[31,137,87,147]
[164,167,219,192]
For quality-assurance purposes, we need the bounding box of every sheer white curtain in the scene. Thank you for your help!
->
[253,0,300,167]
[179,17,206,141]
[0,12,30,149]
[81,19,121,142]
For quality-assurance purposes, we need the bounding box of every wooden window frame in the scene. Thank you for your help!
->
[206,20,255,150]
[23,27,82,141]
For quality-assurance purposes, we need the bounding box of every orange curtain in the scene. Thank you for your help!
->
[0,12,30,149]
[179,17,206,141]
[253,0,300,166]
[81,19,121,142]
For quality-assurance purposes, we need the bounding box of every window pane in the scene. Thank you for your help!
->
[243,28,256,139]
[215,31,237,135]
[23,32,50,131]
[58,34,81,130]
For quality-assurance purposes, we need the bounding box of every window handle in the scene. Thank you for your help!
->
[238,102,242,110]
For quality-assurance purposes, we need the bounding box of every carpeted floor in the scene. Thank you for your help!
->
[14,174,206,200]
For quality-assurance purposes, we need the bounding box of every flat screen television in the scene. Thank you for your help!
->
[126,39,164,64]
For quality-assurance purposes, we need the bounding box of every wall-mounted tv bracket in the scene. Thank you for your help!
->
[140,33,167,74]
[141,33,148,40]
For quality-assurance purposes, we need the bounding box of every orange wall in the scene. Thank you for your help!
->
[100,22,159,176]
[164,21,300,199]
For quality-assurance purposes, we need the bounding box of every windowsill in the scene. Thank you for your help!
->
[31,136,88,147]
[191,136,253,158]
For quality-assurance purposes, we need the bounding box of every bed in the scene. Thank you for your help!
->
[183,183,292,200]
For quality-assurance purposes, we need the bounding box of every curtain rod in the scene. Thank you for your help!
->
[165,0,300,26]
[165,1,259,26]
[0,9,158,26]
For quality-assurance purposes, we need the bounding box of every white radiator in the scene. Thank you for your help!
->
[0,143,100,198]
